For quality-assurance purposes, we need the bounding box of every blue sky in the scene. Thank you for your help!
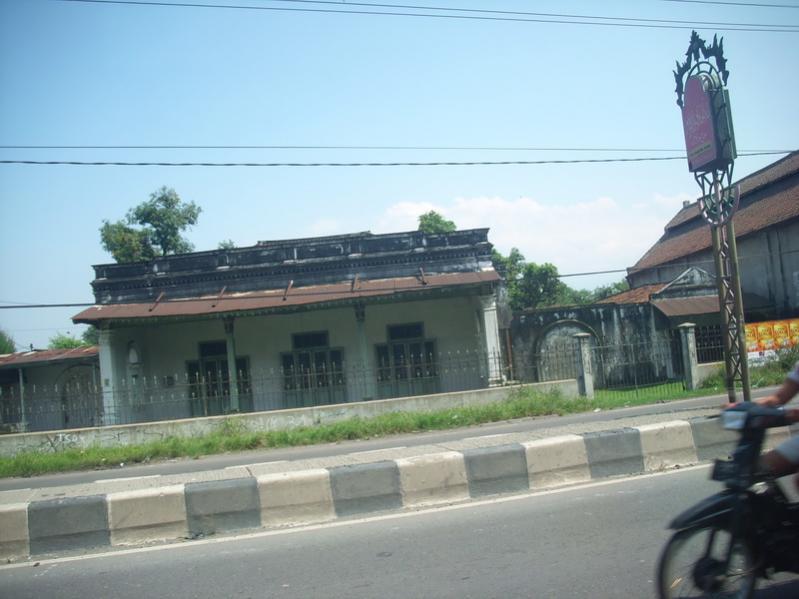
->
[1,0,797,350]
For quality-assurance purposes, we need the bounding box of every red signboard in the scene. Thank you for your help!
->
[682,76,719,172]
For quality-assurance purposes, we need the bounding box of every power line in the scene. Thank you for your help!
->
[246,0,799,29]
[658,0,799,8]
[0,145,792,153]
[53,0,799,32]
[0,152,789,167]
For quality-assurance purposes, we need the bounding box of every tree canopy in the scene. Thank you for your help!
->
[418,210,456,234]
[100,187,201,263]
[48,332,85,350]
[0,328,15,354]
[492,247,628,311]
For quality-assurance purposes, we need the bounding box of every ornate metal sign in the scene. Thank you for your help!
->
[674,31,750,403]
[674,32,739,226]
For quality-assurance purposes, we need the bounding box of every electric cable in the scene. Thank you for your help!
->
[0,151,790,167]
[52,0,799,32]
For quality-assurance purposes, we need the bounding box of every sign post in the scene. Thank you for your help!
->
[674,31,750,403]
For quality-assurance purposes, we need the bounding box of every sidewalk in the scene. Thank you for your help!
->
[0,406,792,562]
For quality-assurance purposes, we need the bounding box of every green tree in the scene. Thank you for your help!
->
[100,187,201,263]
[81,326,100,346]
[218,239,236,250]
[48,332,84,350]
[0,328,16,354]
[418,210,456,234]
[592,278,630,301]
[511,262,573,310]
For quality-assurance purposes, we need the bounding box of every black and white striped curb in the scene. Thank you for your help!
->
[0,417,791,561]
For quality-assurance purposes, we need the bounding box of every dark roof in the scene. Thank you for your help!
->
[596,284,666,305]
[90,228,494,305]
[0,346,99,370]
[73,271,500,324]
[632,152,799,273]
[652,296,719,318]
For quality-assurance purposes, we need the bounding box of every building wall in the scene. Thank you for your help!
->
[101,294,487,422]
[629,220,799,319]
[510,303,677,387]
[0,362,99,432]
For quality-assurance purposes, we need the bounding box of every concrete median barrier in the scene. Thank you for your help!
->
[0,503,29,561]
[523,434,591,489]
[3,413,793,562]
[185,478,261,537]
[28,495,110,555]
[329,461,403,517]
[396,451,469,507]
[108,484,188,546]
[257,469,335,527]
[463,444,528,497]
[636,421,698,472]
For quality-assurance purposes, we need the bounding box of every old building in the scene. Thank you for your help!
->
[72,229,503,425]
[509,151,799,390]
[628,150,799,321]
[0,346,100,432]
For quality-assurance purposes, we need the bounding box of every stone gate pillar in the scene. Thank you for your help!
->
[574,333,594,399]
[678,323,699,391]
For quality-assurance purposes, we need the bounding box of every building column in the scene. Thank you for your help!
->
[98,328,120,425]
[17,368,27,432]
[224,318,240,412]
[574,333,595,399]
[355,304,377,401]
[678,323,699,391]
[479,296,504,385]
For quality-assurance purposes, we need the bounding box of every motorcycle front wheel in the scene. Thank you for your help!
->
[657,525,757,599]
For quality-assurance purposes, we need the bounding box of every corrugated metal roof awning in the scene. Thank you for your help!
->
[73,271,500,325]
[652,296,720,317]
[0,346,99,370]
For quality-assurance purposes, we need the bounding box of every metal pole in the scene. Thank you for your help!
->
[726,218,751,401]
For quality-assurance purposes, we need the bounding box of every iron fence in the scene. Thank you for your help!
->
[0,334,712,434]
[0,350,508,433]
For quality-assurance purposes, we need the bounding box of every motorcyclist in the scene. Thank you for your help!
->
[753,360,799,477]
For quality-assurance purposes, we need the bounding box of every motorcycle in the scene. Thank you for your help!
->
[656,402,799,598]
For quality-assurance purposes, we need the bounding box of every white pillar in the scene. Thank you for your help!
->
[98,328,120,425]
[479,295,504,385]
[574,333,595,399]
[17,368,27,432]
[224,318,240,412]
[678,323,699,391]
[355,304,378,401]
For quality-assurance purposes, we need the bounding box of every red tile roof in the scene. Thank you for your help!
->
[596,283,666,305]
[632,152,799,273]
[73,271,500,324]
[0,346,99,369]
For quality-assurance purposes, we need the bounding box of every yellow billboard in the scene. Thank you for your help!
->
[745,318,799,352]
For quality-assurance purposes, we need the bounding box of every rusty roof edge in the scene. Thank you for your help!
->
[72,272,498,325]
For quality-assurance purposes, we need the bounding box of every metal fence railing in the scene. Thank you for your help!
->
[0,350,509,433]
[0,333,722,434]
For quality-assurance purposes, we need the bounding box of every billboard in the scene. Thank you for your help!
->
[745,318,799,363]
[681,74,736,173]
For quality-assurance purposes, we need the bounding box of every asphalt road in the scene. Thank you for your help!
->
[3,389,778,492]
[3,465,798,598]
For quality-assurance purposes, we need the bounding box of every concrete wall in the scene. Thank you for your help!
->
[510,303,677,387]
[0,379,578,458]
[100,294,488,422]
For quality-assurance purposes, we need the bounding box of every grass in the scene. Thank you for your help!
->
[700,346,799,392]
[0,374,775,479]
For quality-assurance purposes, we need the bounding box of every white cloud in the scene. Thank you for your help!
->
[377,193,688,288]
